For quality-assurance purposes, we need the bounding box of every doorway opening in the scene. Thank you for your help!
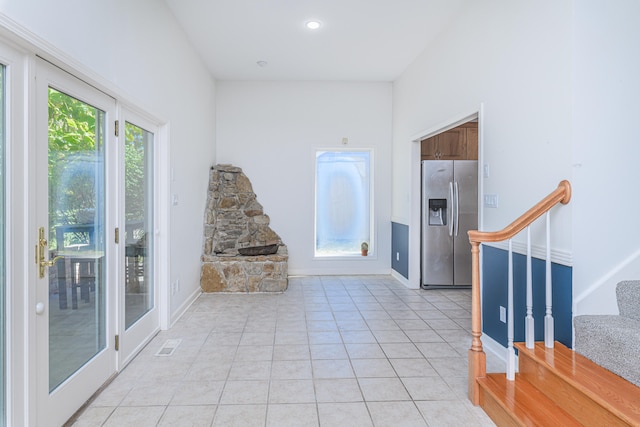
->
[409,108,483,289]
[419,121,478,288]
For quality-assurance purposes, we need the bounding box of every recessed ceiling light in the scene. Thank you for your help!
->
[305,20,322,30]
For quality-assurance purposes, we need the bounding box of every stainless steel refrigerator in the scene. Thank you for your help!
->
[421,160,478,288]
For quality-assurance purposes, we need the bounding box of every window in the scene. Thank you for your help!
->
[315,150,372,257]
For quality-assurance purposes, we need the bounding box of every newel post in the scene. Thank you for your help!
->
[468,240,486,405]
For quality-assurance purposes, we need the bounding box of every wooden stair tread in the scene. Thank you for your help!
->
[478,373,582,426]
[515,342,640,424]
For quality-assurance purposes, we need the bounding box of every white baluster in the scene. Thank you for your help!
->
[507,239,516,380]
[545,212,554,348]
[525,227,534,348]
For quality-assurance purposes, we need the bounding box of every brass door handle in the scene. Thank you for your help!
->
[41,255,64,268]
[36,226,64,278]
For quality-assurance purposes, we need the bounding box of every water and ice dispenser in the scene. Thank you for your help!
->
[428,198,447,226]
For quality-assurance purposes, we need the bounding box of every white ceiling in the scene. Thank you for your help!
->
[163,0,467,81]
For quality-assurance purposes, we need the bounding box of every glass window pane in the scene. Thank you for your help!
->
[48,88,106,392]
[315,150,371,256]
[124,121,154,329]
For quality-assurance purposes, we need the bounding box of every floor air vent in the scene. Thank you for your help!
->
[155,339,182,357]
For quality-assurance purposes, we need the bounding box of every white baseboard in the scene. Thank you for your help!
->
[287,268,391,276]
[482,334,519,374]
[482,334,507,363]
[170,287,201,328]
[390,270,415,289]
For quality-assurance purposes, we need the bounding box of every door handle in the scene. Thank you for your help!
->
[454,181,460,237]
[448,182,454,237]
[36,226,63,278]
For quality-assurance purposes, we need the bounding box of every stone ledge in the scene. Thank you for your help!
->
[200,247,288,293]
[202,246,288,263]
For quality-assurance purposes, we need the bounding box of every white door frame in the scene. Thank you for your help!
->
[1,39,30,427]
[408,104,484,288]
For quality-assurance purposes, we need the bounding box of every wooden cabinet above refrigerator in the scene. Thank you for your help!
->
[421,122,478,161]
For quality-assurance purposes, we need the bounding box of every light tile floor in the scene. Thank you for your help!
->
[71,275,499,426]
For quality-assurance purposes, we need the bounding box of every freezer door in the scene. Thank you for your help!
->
[453,161,478,286]
[421,161,454,286]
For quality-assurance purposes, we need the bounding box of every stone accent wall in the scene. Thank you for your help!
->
[200,164,288,292]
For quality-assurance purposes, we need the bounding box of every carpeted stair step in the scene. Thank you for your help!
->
[574,280,640,387]
[574,315,640,387]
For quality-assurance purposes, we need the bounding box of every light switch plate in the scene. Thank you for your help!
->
[484,194,498,208]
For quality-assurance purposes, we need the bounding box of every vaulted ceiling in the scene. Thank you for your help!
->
[163,0,467,81]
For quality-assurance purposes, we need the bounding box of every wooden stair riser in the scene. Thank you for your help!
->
[479,389,521,427]
[480,388,525,427]
[478,374,583,427]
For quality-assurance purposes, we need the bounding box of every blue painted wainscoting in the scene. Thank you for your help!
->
[391,222,409,279]
[482,245,573,348]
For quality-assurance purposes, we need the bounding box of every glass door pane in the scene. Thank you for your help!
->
[47,88,106,391]
[124,122,153,329]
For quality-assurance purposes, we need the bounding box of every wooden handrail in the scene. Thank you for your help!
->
[468,180,571,244]
[467,180,571,405]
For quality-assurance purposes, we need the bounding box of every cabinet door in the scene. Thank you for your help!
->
[437,128,466,159]
[421,136,437,160]
[466,126,478,160]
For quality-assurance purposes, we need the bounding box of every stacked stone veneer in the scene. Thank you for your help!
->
[200,164,288,292]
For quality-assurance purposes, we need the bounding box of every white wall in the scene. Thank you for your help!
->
[393,0,574,287]
[216,81,392,275]
[0,0,216,320]
[572,0,640,314]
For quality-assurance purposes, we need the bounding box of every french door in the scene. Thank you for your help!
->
[117,110,159,366]
[34,59,117,426]
[33,59,160,424]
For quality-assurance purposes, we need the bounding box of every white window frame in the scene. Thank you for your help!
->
[313,148,375,259]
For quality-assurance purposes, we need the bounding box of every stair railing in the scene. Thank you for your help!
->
[467,180,571,405]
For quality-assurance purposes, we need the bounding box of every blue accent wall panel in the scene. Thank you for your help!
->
[482,246,573,348]
[391,222,409,279]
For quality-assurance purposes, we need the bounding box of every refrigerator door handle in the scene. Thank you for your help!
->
[454,181,460,237]
[448,181,454,237]
[422,180,428,231]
